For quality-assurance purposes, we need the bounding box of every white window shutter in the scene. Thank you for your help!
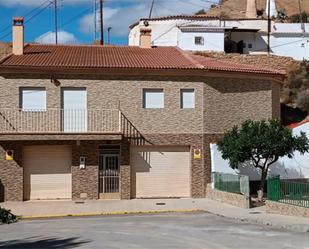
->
[181,89,195,109]
[144,90,164,109]
[21,88,46,111]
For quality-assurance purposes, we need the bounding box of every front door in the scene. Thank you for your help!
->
[99,154,120,199]
[62,88,87,132]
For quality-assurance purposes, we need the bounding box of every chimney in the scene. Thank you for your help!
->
[246,0,257,18]
[266,0,278,18]
[139,28,152,49]
[12,17,24,55]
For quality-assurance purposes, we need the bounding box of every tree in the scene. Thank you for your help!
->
[195,9,206,15]
[217,119,309,200]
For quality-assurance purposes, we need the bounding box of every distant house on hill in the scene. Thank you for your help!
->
[129,1,309,60]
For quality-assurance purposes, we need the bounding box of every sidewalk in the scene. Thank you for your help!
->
[2,198,309,233]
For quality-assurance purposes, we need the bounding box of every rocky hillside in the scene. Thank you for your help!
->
[0,43,12,60]
[206,0,309,19]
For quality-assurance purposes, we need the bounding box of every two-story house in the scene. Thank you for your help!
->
[0,18,283,202]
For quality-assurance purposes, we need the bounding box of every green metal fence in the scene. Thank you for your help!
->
[213,172,249,196]
[268,176,309,208]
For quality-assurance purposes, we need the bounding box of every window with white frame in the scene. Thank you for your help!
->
[194,36,204,45]
[20,87,46,111]
[181,89,195,109]
[143,89,164,109]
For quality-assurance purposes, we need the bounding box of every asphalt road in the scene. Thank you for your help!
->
[0,212,308,249]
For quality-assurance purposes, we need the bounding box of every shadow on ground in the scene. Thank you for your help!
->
[0,236,90,248]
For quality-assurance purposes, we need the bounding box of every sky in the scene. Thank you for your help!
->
[0,0,219,45]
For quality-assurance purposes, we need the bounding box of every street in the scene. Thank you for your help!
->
[0,212,308,249]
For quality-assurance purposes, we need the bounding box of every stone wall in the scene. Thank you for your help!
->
[266,200,309,217]
[206,184,251,209]
[0,43,12,60]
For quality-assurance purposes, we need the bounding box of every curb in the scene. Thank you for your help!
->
[20,209,202,220]
[209,212,309,233]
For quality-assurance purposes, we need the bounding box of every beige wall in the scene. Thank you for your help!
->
[0,76,279,134]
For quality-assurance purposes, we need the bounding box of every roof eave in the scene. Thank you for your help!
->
[0,66,285,82]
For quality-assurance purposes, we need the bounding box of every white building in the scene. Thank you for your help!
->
[129,1,309,60]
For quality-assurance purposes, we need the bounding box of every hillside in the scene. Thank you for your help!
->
[206,0,309,19]
[0,43,12,60]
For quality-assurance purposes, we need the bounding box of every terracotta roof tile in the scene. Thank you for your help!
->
[0,44,198,70]
[0,44,283,77]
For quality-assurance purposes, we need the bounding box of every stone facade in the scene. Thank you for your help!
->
[206,184,251,209]
[0,74,280,201]
[266,200,309,217]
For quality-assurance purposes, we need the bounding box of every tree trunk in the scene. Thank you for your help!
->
[258,170,267,202]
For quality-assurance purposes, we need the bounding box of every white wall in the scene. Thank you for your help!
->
[230,32,268,53]
[128,19,309,60]
[210,143,261,181]
[273,122,309,179]
[270,34,309,60]
[178,31,224,52]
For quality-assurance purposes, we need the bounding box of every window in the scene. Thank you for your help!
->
[20,87,46,111]
[143,89,164,109]
[248,43,253,49]
[195,36,204,45]
[181,89,195,109]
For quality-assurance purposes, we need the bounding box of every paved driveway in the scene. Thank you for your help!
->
[0,212,308,249]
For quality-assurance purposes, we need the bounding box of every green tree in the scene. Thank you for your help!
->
[218,119,309,200]
[195,9,206,15]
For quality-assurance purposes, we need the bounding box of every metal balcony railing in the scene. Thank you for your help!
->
[0,108,121,134]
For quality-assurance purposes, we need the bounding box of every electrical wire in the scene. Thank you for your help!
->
[35,6,94,42]
[0,0,52,34]
[0,1,53,41]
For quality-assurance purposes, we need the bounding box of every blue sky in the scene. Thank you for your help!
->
[0,0,218,45]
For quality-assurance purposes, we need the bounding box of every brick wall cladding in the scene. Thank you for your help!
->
[120,140,130,200]
[0,142,23,201]
[72,141,99,200]
[0,75,280,201]
[0,76,278,134]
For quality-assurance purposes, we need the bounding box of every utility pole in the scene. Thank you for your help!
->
[107,27,112,45]
[99,0,104,45]
[54,0,58,44]
[298,0,305,33]
[267,0,271,54]
[94,0,97,41]
[149,0,155,19]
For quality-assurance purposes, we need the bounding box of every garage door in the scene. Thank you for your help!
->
[131,146,191,198]
[23,145,72,200]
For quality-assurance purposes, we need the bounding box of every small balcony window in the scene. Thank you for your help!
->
[181,89,195,109]
[195,36,204,46]
[20,87,46,111]
[143,89,164,109]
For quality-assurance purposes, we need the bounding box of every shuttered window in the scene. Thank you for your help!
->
[20,88,46,111]
[143,89,164,109]
[181,89,195,109]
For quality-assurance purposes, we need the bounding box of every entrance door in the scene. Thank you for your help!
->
[62,88,87,132]
[99,154,120,199]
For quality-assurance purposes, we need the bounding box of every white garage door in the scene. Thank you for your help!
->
[131,146,191,198]
[23,145,72,200]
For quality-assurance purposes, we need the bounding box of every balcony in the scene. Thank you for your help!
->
[0,108,121,134]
